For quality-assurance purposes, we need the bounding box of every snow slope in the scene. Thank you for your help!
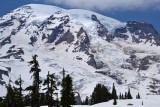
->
[0,4,160,101]
[74,95,160,107]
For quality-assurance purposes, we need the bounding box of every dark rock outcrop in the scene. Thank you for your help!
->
[0,46,24,60]
[0,67,10,85]
[29,36,37,46]
[113,21,160,46]
[87,54,97,68]
[74,27,90,52]
[47,24,64,43]
[55,29,74,45]
[0,36,11,46]
[91,14,108,38]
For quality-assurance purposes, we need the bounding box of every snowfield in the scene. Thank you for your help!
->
[74,95,160,107]
[41,95,160,107]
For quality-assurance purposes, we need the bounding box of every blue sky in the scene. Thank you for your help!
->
[0,0,159,32]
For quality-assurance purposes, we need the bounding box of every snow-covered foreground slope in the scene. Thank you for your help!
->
[73,95,160,107]
[40,95,160,107]
[0,4,160,101]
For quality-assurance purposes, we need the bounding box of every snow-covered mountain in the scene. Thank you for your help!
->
[0,4,160,99]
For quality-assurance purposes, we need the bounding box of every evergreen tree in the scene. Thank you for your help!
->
[136,92,140,99]
[14,75,24,107]
[84,96,88,105]
[124,92,128,99]
[113,98,117,105]
[27,54,41,107]
[93,84,101,104]
[49,73,57,106]
[62,68,65,79]
[3,79,24,107]
[0,97,4,107]
[91,84,111,104]
[39,93,46,106]
[43,71,50,105]
[119,93,122,99]
[91,93,95,105]
[111,83,117,99]
[127,88,133,99]
[12,86,24,107]
[61,74,75,107]
[101,85,111,102]
[43,71,57,107]
[15,75,23,96]
[121,94,124,99]
[3,81,14,107]
[24,94,31,106]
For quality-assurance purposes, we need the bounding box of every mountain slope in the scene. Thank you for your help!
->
[0,4,160,98]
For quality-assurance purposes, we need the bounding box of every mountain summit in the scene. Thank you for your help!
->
[0,4,160,98]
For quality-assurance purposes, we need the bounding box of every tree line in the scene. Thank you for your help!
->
[0,55,75,107]
[0,54,141,107]
[82,83,141,105]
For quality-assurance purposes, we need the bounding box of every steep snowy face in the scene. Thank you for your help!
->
[0,4,160,98]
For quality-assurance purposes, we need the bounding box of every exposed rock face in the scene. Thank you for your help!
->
[122,54,160,71]
[0,36,11,46]
[75,27,90,52]
[44,15,70,44]
[0,45,24,60]
[55,29,74,45]
[47,24,64,43]
[114,27,128,40]
[0,67,10,85]
[87,54,97,68]
[113,21,160,45]
[91,15,108,38]
[127,21,158,35]
[0,19,14,28]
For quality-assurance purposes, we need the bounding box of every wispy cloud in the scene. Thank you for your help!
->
[41,0,160,11]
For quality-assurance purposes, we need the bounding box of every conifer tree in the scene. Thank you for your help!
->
[27,54,41,107]
[61,74,75,107]
[113,98,117,105]
[84,96,88,105]
[0,97,4,107]
[101,85,111,102]
[62,68,65,79]
[4,80,14,107]
[136,92,140,99]
[43,71,50,105]
[43,72,57,107]
[14,75,24,107]
[91,84,111,104]
[127,88,133,99]
[39,93,46,106]
[122,94,124,99]
[49,73,57,104]
[119,93,122,99]
[24,94,31,106]
[3,79,24,107]
[124,92,128,99]
[93,84,101,104]
[111,83,117,99]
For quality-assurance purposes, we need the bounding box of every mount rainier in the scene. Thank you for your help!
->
[0,4,160,99]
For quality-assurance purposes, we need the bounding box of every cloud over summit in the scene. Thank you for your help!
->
[43,0,160,11]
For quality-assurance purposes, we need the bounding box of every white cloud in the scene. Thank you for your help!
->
[42,0,160,11]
